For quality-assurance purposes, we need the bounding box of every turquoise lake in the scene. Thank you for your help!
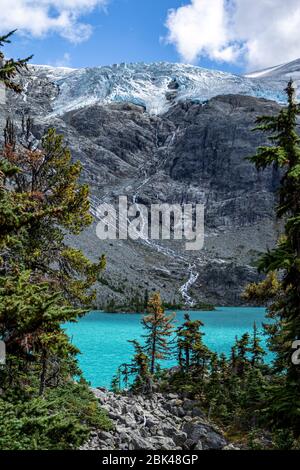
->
[64,307,271,388]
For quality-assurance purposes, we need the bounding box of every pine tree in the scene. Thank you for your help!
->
[249,322,266,367]
[0,32,110,448]
[248,80,300,433]
[142,293,175,374]
[206,353,220,417]
[243,366,266,428]
[0,31,32,93]
[0,271,82,394]
[176,313,211,375]
[128,340,150,390]
[235,333,250,377]
[230,343,238,373]
[111,367,122,393]
[1,121,105,305]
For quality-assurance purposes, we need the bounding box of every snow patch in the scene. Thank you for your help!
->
[26,61,295,117]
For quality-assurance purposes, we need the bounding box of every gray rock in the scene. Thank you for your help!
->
[98,430,114,441]
[194,441,203,450]
[172,432,188,447]
[191,407,205,418]
[131,435,155,450]
[81,390,229,451]
[167,394,179,400]
[183,422,227,450]
[145,417,160,428]
[148,436,176,450]
[183,399,197,410]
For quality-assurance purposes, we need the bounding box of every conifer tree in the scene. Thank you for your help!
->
[243,366,266,427]
[127,340,150,390]
[0,32,109,449]
[1,120,105,305]
[248,80,300,433]
[0,270,82,394]
[236,333,250,377]
[230,343,238,373]
[206,353,221,416]
[142,293,175,374]
[0,31,32,93]
[176,313,211,375]
[249,322,266,367]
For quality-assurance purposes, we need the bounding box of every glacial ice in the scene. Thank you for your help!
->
[30,60,300,116]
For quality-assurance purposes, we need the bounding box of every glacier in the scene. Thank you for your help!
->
[29,59,300,116]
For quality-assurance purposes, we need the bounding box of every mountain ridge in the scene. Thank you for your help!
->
[1,60,290,307]
[25,58,300,118]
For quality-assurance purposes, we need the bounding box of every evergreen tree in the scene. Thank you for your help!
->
[111,367,122,393]
[2,120,105,305]
[176,313,211,375]
[142,292,175,374]
[144,289,149,312]
[127,340,150,390]
[0,31,32,93]
[206,353,221,417]
[230,343,238,373]
[248,80,300,433]
[243,366,267,428]
[0,32,110,449]
[0,270,82,395]
[249,322,266,367]
[236,333,250,377]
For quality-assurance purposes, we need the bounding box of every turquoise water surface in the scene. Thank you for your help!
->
[64,307,270,388]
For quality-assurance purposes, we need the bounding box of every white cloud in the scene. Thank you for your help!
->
[165,0,300,71]
[0,0,108,43]
[53,52,72,67]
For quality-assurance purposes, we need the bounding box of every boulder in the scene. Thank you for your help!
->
[183,422,227,450]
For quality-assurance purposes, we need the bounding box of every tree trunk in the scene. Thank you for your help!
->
[150,332,157,374]
[39,351,47,396]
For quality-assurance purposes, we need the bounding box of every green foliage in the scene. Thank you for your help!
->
[0,31,32,93]
[127,340,150,390]
[176,313,211,375]
[142,292,175,374]
[272,429,295,451]
[168,322,270,433]
[114,293,175,391]
[104,289,149,313]
[2,121,106,306]
[243,271,281,303]
[0,382,112,450]
[248,81,300,434]
[0,270,83,395]
[0,35,109,450]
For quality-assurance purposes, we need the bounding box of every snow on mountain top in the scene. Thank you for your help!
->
[28,60,300,116]
[245,58,300,81]
[245,64,285,79]
[31,64,76,79]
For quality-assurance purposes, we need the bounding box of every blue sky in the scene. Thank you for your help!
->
[2,0,300,74]
[2,0,243,74]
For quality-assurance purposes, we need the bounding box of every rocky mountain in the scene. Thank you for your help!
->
[2,59,295,307]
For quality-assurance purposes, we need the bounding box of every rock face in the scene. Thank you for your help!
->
[1,63,285,307]
[81,389,228,451]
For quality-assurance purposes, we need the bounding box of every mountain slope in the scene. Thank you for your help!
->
[2,60,291,306]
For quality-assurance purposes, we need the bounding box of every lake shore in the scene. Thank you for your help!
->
[65,307,269,388]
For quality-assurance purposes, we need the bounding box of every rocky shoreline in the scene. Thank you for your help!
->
[81,389,237,451]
